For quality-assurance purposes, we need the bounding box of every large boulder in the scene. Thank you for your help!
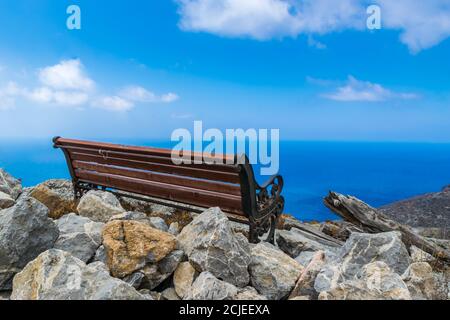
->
[102,220,177,278]
[401,262,448,300]
[30,179,77,219]
[177,207,251,288]
[11,249,147,300]
[0,168,22,200]
[318,261,411,300]
[314,232,411,293]
[54,213,104,262]
[184,272,238,300]
[248,242,304,300]
[0,197,59,290]
[174,261,198,298]
[77,190,125,223]
[0,191,15,209]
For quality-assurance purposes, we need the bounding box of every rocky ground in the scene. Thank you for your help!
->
[0,168,449,300]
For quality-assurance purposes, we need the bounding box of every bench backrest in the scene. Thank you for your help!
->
[53,137,250,216]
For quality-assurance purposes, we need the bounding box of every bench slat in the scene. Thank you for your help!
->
[55,138,235,163]
[72,160,242,196]
[75,169,245,215]
[60,145,239,174]
[70,152,241,184]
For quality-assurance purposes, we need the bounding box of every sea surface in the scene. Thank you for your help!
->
[1,139,450,221]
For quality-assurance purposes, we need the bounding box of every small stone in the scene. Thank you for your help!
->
[140,249,184,290]
[233,287,267,300]
[77,190,125,223]
[161,287,180,300]
[174,261,198,298]
[0,191,15,209]
[168,222,179,235]
[185,272,238,300]
[0,168,22,199]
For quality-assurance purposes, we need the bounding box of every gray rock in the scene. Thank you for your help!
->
[0,191,15,209]
[54,213,104,262]
[290,251,326,299]
[93,245,108,265]
[401,262,448,300]
[314,232,411,293]
[161,287,180,300]
[77,190,125,223]
[0,197,59,290]
[141,249,184,290]
[123,272,145,289]
[276,228,339,258]
[295,251,316,267]
[177,207,251,288]
[149,217,169,232]
[0,168,22,199]
[318,261,411,300]
[11,250,147,300]
[168,222,179,235]
[249,242,304,300]
[185,272,238,300]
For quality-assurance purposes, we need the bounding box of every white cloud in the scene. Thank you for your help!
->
[323,76,419,102]
[0,60,178,112]
[176,0,450,52]
[38,59,95,91]
[119,86,180,104]
[92,96,134,112]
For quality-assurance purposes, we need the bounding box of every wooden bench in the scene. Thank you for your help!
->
[53,137,284,243]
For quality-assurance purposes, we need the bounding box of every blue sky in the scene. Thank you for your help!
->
[0,0,450,142]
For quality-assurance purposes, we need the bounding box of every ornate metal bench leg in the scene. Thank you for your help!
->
[265,214,278,244]
[249,220,261,244]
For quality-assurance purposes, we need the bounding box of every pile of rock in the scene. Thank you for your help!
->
[0,169,449,300]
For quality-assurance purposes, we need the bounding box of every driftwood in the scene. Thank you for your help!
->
[324,191,450,263]
[281,216,344,247]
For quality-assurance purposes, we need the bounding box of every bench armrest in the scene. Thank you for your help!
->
[257,174,284,198]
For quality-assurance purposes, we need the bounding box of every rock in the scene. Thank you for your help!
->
[93,245,108,265]
[168,222,179,235]
[30,179,77,219]
[0,291,11,300]
[314,232,411,293]
[77,190,125,223]
[11,250,147,300]
[0,168,22,199]
[102,220,177,278]
[54,213,104,262]
[123,272,145,289]
[289,295,311,300]
[177,207,251,288]
[0,197,59,290]
[185,272,238,300]
[401,262,448,300]
[149,217,169,232]
[233,287,267,300]
[409,245,435,264]
[161,287,180,300]
[276,228,340,258]
[140,249,184,290]
[229,221,250,238]
[289,251,326,299]
[319,261,411,300]
[174,261,198,298]
[249,242,304,300]
[295,251,316,267]
[0,191,15,209]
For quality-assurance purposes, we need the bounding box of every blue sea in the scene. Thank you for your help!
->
[1,139,450,222]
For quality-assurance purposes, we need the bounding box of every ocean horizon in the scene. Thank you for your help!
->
[1,139,450,222]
